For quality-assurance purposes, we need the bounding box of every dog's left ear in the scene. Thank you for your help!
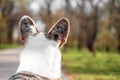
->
[48,18,70,48]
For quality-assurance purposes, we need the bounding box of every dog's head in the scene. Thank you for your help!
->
[17,16,70,79]
[19,16,70,49]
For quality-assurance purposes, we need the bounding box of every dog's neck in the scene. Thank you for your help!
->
[17,33,62,79]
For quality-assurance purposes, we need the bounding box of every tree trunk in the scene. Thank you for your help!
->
[87,6,98,56]
[7,23,14,43]
[118,32,120,53]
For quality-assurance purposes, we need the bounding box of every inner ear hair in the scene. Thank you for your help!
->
[48,18,70,33]
[19,15,40,43]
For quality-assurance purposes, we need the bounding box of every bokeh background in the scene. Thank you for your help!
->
[0,0,120,80]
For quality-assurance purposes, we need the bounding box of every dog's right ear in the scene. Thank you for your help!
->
[47,18,70,48]
[19,16,39,43]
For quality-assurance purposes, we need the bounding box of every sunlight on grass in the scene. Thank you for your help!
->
[62,48,120,80]
[78,74,117,80]
[0,44,22,49]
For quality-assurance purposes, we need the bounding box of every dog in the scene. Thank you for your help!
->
[9,16,70,80]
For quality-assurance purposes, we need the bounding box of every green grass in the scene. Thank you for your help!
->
[0,44,22,49]
[62,48,120,80]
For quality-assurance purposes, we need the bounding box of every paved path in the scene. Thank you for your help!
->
[0,48,22,80]
[0,48,74,80]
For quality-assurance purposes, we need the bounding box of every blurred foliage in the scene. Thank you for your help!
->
[0,0,120,53]
[97,29,118,51]
[0,44,22,49]
[0,12,7,43]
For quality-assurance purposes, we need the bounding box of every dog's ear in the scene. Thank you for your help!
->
[19,16,39,43]
[48,18,70,48]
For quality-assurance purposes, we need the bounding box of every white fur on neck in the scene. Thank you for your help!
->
[17,33,62,79]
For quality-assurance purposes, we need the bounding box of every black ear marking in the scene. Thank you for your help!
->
[53,34,59,41]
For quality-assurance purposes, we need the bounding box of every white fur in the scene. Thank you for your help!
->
[30,25,38,33]
[17,33,62,79]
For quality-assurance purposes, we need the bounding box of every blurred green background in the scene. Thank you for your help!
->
[0,0,120,80]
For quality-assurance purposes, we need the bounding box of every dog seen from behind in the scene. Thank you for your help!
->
[9,15,70,80]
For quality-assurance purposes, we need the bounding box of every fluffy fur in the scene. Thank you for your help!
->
[17,33,62,79]
[12,15,70,80]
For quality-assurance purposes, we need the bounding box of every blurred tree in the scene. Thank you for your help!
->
[0,12,7,44]
[0,0,31,43]
[76,0,101,56]
[114,0,120,52]
[0,0,14,43]
[108,0,120,52]
[39,0,53,31]
[87,0,99,56]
